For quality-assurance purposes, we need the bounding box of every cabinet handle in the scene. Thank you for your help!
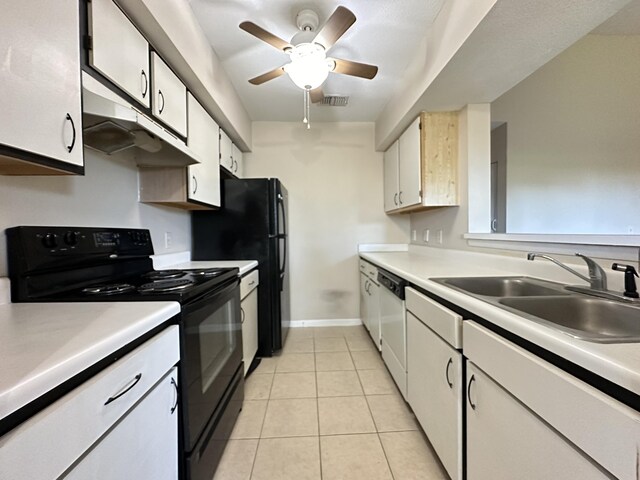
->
[158,89,165,114]
[365,280,370,294]
[65,113,76,153]
[445,358,453,388]
[491,218,497,232]
[241,307,245,324]
[105,373,142,405]
[141,70,148,98]
[393,193,398,206]
[467,374,476,410]
[248,280,255,286]
[170,377,178,414]
[399,191,403,205]
[192,175,198,194]
[234,159,238,173]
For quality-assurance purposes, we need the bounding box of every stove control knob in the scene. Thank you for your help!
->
[42,233,58,249]
[64,231,78,246]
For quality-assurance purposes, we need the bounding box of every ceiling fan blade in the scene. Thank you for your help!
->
[330,58,378,79]
[312,6,356,51]
[309,88,324,103]
[248,66,286,85]
[239,21,292,51]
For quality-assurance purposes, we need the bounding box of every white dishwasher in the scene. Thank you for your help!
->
[378,269,408,399]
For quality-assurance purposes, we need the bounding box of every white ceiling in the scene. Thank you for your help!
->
[188,0,446,122]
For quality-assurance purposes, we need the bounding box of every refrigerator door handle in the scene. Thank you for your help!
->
[279,235,287,275]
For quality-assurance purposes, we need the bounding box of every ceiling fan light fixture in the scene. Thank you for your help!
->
[284,43,330,90]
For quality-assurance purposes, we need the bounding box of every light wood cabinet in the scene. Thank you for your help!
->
[0,0,83,175]
[151,53,187,136]
[241,269,259,375]
[88,0,150,108]
[138,93,220,210]
[384,111,459,214]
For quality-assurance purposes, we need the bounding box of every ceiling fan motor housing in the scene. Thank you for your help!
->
[296,9,319,31]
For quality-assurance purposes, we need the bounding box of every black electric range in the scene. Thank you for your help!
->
[6,226,244,480]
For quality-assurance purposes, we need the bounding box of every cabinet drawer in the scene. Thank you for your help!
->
[240,269,259,300]
[359,259,367,273]
[405,287,462,348]
[464,321,640,480]
[0,326,180,480]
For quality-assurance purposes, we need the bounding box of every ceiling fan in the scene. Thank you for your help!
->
[239,6,378,125]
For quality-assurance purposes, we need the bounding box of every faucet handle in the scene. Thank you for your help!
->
[575,253,607,290]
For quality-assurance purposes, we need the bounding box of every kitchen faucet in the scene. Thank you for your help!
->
[527,252,607,290]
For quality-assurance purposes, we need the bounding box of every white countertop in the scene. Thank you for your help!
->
[360,246,640,397]
[0,301,180,421]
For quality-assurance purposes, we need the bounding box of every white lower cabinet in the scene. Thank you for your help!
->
[360,273,369,330]
[466,362,607,480]
[359,259,381,350]
[65,367,179,480]
[407,313,462,480]
[241,269,259,375]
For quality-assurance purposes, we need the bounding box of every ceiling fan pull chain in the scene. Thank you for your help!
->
[306,88,311,129]
[302,88,308,125]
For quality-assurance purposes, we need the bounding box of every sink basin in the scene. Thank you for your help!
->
[499,296,640,343]
[436,276,568,297]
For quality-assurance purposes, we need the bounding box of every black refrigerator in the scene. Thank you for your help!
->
[191,178,290,356]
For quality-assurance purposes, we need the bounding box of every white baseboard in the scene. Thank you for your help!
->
[289,318,362,328]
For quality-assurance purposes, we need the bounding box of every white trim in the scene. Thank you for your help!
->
[464,233,640,247]
[465,235,639,262]
[289,318,363,328]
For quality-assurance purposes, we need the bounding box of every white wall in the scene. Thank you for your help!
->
[491,35,640,234]
[246,122,410,322]
[0,149,191,276]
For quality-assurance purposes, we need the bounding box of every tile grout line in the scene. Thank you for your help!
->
[248,369,275,479]
[315,351,324,480]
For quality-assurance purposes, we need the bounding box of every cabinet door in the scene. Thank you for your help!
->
[0,1,83,169]
[66,368,179,480]
[360,274,369,331]
[383,141,399,212]
[367,282,381,350]
[407,313,462,480]
[398,117,422,208]
[241,288,259,375]
[187,94,220,207]
[89,0,150,107]
[466,362,608,480]
[219,129,234,172]
[151,53,187,136]
[232,144,244,177]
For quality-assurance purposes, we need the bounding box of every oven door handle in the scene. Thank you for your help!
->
[182,277,240,314]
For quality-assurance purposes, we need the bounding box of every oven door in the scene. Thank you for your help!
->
[181,277,242,452]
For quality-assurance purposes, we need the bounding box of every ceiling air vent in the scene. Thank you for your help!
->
[319,95,349,107]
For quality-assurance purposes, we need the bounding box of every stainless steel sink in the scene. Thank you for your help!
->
[433,276,640,343]
[435,276,569,297]
[499,296,640,343]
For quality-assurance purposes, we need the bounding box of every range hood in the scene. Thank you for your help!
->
[82,72,201,167]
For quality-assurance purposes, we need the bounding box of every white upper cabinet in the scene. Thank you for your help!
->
[383,141,399,212]
[0,0,83,174]
[219,129,234,173]
[151,53,187,136]
[187,93,220,207]
[232,144,244,177]
[88,0,151,107]
[398,117,422,208]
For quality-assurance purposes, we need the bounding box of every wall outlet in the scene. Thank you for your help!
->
[412,230,417,241]
[164,231,172,249]
[423,229,430,243]
[437,229,443,244]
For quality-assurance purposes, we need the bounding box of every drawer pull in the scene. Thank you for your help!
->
[170,377,178,414]
[104,373,142,405]
[248,280,255,286]
[445,357,453,388]
[241,307,245,324]
[467,374,476,410]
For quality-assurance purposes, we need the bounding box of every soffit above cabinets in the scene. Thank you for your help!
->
[187,0,446,122]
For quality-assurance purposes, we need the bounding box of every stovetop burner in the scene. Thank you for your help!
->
[188,268,225,277]
[82,283,136,296]
[142,269,186,280]
[138,278,195,293]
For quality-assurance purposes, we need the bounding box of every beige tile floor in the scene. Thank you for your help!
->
[213,326,449,480]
